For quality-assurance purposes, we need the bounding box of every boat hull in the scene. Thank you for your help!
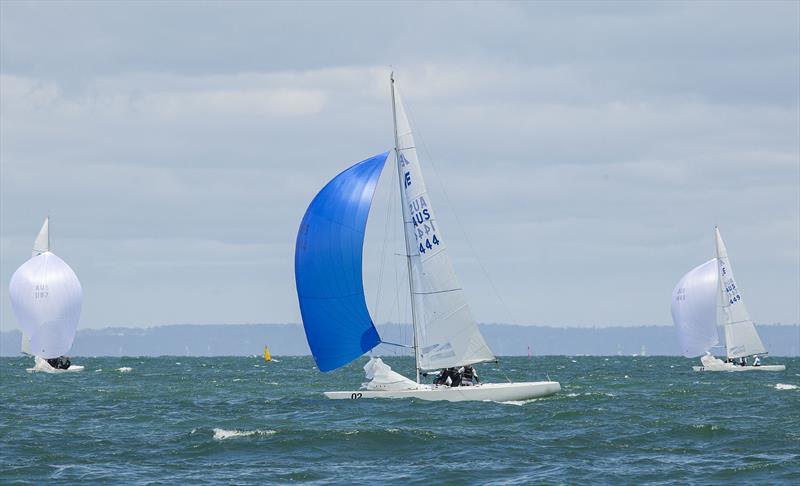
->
[692,364,785,372]
[325,381,561,402]
[26,356,84,373]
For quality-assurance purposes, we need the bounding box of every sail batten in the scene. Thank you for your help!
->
[295,152,389,372]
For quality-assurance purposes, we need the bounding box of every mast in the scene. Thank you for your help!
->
[391,72,422,383]
[714,226,726,357]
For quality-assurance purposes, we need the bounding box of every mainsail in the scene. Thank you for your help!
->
[715,228,765,358]
[33,217,49,256]
[9,219,82,359]
[295,152,389,372]
[670,259,720,357]
[391,77,495,371]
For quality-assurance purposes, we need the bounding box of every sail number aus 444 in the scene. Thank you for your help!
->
[418,235,440,255]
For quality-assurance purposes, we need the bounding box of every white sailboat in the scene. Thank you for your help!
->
[9,217,84,373]
[671,227,784,372]
[294,74,560,401]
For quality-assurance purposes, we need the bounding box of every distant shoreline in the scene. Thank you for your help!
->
[2,323,798,357]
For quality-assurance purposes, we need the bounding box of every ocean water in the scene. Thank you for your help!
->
[1,356,798,484]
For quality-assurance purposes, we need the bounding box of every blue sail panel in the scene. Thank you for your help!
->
[295,152,389,372]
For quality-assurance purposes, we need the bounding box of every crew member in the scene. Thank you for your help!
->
[46,356,71,370]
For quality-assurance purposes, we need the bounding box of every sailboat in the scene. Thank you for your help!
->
[9,217,84,373]
[294,74,561,401]
[263,345,271,362]
[671,227,785,372]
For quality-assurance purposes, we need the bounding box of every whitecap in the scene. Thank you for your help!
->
[117,367,132,372]
[497,398,539,406]
[566,393,579,397]
[212,428,276,440]
[775,383,797,390]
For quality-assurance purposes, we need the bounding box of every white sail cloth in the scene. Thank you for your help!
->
[392,81,495,371]
[362,357,419,391]
[671,259,720,357]
[23,217,51,353]
[715,228,765,358]
[33,217,49,257]
[9,252,82,358]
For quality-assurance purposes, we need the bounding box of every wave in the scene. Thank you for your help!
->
[498,399,539,406]
[117,367,132,372]
[774,383,797,390]
[212,428,276,440]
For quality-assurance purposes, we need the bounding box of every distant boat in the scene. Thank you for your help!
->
[671,227,784,372]
[263,345,271,362]
[294,73,561,401]
[9,217,84,373]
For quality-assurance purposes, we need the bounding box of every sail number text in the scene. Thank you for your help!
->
[408,195,441,256]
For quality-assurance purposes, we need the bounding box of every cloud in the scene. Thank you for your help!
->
[1,2,798,330]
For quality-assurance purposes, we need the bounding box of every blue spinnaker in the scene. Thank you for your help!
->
[295,152,389,372]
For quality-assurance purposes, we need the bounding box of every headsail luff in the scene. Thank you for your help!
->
[294,152,389,372]
[391,78,495,371]
[715,227,766,358]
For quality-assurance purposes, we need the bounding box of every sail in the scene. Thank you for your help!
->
[9,252,83,359]
[21,332,32,354]
[32,217,49,257]
[392,78,495,371]
[264,345,271,362]
[670,259,720,357]
[295,152,389,372]
[715,228,765,358]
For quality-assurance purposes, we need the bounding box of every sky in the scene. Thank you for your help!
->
[1,1,798,331]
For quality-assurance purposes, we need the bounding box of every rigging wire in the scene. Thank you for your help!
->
[396,84,518,328]
[397,83,556,381]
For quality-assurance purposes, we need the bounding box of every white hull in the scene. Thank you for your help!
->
[325,381,561,402]
[26,356,84,373]
[692,364,785,372]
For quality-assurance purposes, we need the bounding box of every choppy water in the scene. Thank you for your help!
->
[1,356,798,484]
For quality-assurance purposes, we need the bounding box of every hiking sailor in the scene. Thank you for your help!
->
[46,356,71,370]
[460,365,480,386]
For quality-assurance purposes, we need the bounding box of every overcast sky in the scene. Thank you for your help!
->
[1,1,798,332]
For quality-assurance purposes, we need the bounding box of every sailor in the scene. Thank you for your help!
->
[753,355,761,367]
[46,356,71,370]
[740,357,747,367]
[461,366,479,386]
[433,368,458,387]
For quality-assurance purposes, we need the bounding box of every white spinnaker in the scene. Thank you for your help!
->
[671,259,720,357]
[32,217,49,257]
[715,228,765,358]
[392,81,495,371]
[9,252,82,358]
